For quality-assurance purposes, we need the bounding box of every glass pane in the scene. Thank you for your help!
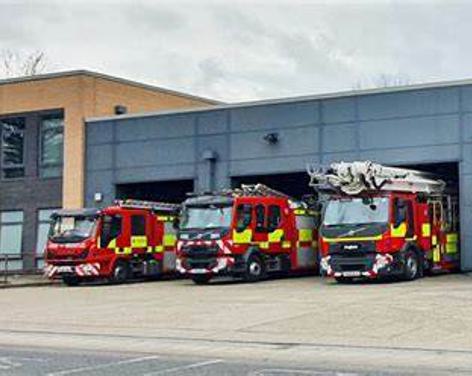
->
[41,126,63,165]
[0,224,23,254]
[2,167,24,179]
[1,117,25,170]
[40,165,62,178]
[39,209,58,222]
[36,222,50,255]
[0,259,23,272]
[1,211,23,223]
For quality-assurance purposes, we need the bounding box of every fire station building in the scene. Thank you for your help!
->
[0,71,217,271]
[86,80,472,272]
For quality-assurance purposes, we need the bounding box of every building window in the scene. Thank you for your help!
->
[40,115,64,178]
[36,209,58,256]
[0,211,23,255]
[1,117,25,179]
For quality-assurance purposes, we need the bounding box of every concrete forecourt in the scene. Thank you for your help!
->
[0,275,472,375]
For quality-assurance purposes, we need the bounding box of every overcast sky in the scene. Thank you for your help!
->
[1,0,471,102]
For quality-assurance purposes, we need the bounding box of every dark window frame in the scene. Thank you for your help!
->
[267,205,282,232]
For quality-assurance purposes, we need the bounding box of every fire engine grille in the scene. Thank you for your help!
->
[330,256,375,273]
[182,246,218,270]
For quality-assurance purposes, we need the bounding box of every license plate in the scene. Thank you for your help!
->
[342,271,361,277]
[57,266,73,273]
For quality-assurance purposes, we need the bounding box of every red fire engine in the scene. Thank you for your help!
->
[44,200,179,286]
[176,184,319,284]
[307,161,460,282]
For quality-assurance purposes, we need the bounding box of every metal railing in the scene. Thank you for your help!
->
[0,252,44,285]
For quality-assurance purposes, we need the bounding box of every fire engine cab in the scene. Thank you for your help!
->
[307,161,460,282]
[176,184,319,284]
[44,200,179,286]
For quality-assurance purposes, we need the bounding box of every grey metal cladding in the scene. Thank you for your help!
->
[115,115,195,142]
[359,114,460,149]
[115,164,195,183]
[230,155,317,176]
[87,121,114,145]
[360,144,461,165]
[230,101,319,131]
[323,97,357,124]
[87,144,113,171]
[358,88,459,120]
[197,110,228,134]
[197,135,228,161]
[230,127,319,161]
[323,123,357,153]
[115,138,194,168]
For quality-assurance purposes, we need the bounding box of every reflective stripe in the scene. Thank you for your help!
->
[298,229,313,242]
[116,247,132,255]
[268,229,284,242]
[432,235,438,245]
[259,242,269,249]
[163,234,177,247]
[422,223,431,237]
[433,246,441,262]
[322,235,383,243]
[391,223,407,238]
[131,236,147,248]
[446,233,458,254]
[282,241,291,248]
[107,238,117,248]
[155,245,164,253]
[233,229,252,243]
[447,233,458,243]
[147,246,153,253]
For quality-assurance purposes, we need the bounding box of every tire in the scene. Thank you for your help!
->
[191,274,211,285]
[62,276,81,287]
[243,254,265,282]
[111,260,130,284]
[403,250,419,281]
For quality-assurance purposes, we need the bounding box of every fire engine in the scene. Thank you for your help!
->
[44,200,180,286]
[176,184,319,284]
[307,161,460,282]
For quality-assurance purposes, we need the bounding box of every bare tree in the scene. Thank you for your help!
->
[352,73,412,91]
[0,49,48,78]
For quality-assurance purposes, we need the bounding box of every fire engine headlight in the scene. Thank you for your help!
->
[320,256,331,271]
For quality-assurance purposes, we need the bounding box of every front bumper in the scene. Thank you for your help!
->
[44,262,101,279]
[176,256,235,275]
[320,253,397,278]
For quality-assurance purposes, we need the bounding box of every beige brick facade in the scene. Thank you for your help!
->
[0,71,216,209]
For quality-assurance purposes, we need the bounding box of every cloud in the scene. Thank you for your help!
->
[1,0,472,102]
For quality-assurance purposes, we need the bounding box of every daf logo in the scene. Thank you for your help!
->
[343,244,359,250]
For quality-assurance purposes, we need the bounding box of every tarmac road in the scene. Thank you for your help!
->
[1,274,472,375]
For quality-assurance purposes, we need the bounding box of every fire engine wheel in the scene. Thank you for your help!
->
[191,274,211,285]
[243,254,266,282]
[403,250,419,281]
[111,260,130,284]
[62,276,81,287]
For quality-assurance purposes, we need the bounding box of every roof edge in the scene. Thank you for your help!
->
[0,69,221,105]
[86,76,472,123]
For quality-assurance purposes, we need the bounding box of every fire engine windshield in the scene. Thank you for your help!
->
[181,205,233,230]
[49,215,97,243]
[323,197,389,226]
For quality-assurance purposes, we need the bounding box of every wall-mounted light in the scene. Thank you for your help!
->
[114,105,128,115]
[94,192,103,203]
[263,132,279,145]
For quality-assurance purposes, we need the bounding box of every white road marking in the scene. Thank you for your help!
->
[251,369,360,376]
[143,359,223,375]
[0,357,22,370]
[47,355,160,376]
